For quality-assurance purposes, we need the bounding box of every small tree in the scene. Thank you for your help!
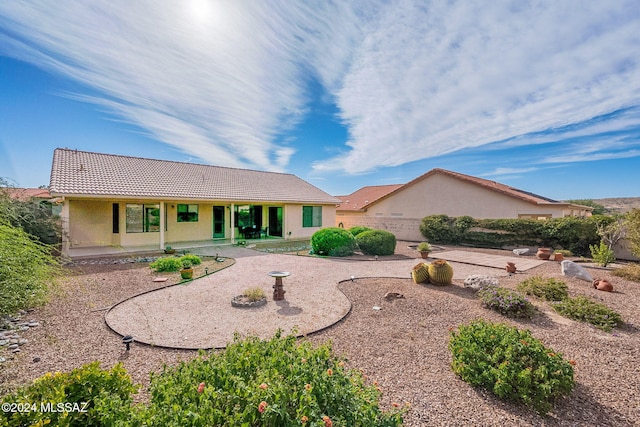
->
[626,209,640,258]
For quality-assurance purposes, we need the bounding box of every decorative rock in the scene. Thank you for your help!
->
[593,279,614,292]
[9,339,18,344]
[383,292,405,301]
[231,295,267,308]
[28,322,40,327]
[0,340,8,346]
[18,339,28,345]
[513,248,529,256]
[11,348,20,353]
[464,275,499,291]
[8,343,19,350]
[0,356,6,363]
[561,260,594,282]
[33,357,41,363]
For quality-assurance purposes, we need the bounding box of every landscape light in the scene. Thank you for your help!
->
[122,335,134,351]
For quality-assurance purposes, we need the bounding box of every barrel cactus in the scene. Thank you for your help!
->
[428,259,454,285]
[411,263,430,284]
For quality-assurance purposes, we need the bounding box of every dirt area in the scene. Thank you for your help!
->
[1,244,639,426]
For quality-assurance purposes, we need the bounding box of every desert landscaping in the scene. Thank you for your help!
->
[1,242,638,426]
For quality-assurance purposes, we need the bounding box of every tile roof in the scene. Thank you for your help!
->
[336,184,403,211]
[49,148,340,204]
[5,188,52,201]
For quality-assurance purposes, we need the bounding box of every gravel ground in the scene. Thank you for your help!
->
[1,244,639,426]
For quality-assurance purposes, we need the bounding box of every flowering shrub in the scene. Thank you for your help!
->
[137,330,403,426]
[516,276,568,301]
[1,362,138,427]
[478,286,535,318]
[449,320,575,414]
[552,295,623,331]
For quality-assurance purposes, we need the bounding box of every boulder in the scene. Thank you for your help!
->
[513,248,529,256]
[561,260,593,282]
[464,275,499,291]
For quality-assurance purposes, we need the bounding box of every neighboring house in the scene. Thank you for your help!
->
[4,187,62,216]
[49,148,340,256]
[336,168,593,241]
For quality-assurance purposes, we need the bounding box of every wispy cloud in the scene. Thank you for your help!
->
[481,167,539,177]
[1,1,639,175]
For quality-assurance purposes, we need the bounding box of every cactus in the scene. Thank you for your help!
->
[411,263,430,284]
[428,259,453,285]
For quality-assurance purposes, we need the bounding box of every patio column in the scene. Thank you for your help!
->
[230,203,235,243]
[159,202,165,249]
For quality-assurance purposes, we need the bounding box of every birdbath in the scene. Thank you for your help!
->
[268,271,290,301]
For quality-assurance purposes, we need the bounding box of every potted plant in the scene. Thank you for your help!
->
[164,245,176,254]
[417,242,432,259]
[180,259,193,280]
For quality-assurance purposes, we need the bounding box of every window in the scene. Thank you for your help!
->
[177,204,199,222]
[126,204,160,233]
[302,206,322,227]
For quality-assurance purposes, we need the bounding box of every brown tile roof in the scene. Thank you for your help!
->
[336,184,403,211]
[5,188,52,201]
[49,148,340,204]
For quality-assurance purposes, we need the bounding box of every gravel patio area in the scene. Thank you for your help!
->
[0,242,638,426]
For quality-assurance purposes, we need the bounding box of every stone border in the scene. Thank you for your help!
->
[231,295,267,308]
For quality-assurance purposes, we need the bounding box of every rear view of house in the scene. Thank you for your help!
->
[49,148,339,256]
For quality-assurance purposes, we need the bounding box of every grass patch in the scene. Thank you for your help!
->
[252,239,311,253]
[612,263,640,283]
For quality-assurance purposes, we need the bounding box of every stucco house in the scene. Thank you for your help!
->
[49,148,339,256]
[336,168,593,241]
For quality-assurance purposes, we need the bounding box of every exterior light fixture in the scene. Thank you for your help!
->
[122,335,134,351]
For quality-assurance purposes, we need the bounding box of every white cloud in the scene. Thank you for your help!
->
[314,0,640,173]
[481,167,539,177]
[1,1,639,176]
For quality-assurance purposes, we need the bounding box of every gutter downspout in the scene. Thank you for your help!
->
[230,203,235,244]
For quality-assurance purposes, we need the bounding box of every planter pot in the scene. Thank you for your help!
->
[553,253,564,262]
[164,249,176,254]
[231,295,267,308]
[593,279,613,292]
[180,268,193,280]
[505,262,517,273]
[419,251,430,259]
[536,248,552,260]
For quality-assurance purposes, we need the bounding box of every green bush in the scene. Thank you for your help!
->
[516,276,568,301]
[478,286,535,318]
[1,362,138,427]
[179,254,202,265]
[626,208,640,258]
[137,331,404,426]
[449,320,575,414]
[552,296,623,331]
[0,220,58,315]
[589,241,616,267]
[355,229,396,256]
[311,227,357,257]
[150,256,183,272]
[348,226,372,237]
[419,215,460,243]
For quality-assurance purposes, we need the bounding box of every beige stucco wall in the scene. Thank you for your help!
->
[368,173,567,219]
[68,200,113,247]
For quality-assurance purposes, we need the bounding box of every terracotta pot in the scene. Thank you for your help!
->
[419,251,430,259]
[505,262,517,273]
[593,279,613,292]
[553,253,564,262]
[536,248,551,260]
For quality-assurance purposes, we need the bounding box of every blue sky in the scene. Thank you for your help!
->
[1,1,639,200]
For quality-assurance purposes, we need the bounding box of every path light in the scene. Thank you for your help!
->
[350,275,355,282]
[122,335,133,351]
[375,255,378,261]
[205,267,209,275]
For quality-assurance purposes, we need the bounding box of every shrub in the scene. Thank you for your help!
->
[552,296,623,331]
[0,220,58,315]
[417,241,432,252]
[348,226,371,237]
[150,256,182,272]
[243,287,266,302]
[138,331,404,426]
[419,215,458,243]
[311,227,357,257]
[589,241,616,267]
[179,254,202,265]
[181,259,193,269]
[449,320,575,414]
[355,229,396,256]
[1,361,138,427]
[626,208,640,258]
[516,276,568,301]
[612,264,640,283]
[478,286,535,318]
[554,249,573,257]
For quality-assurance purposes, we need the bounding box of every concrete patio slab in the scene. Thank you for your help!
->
[432,250,547,271]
